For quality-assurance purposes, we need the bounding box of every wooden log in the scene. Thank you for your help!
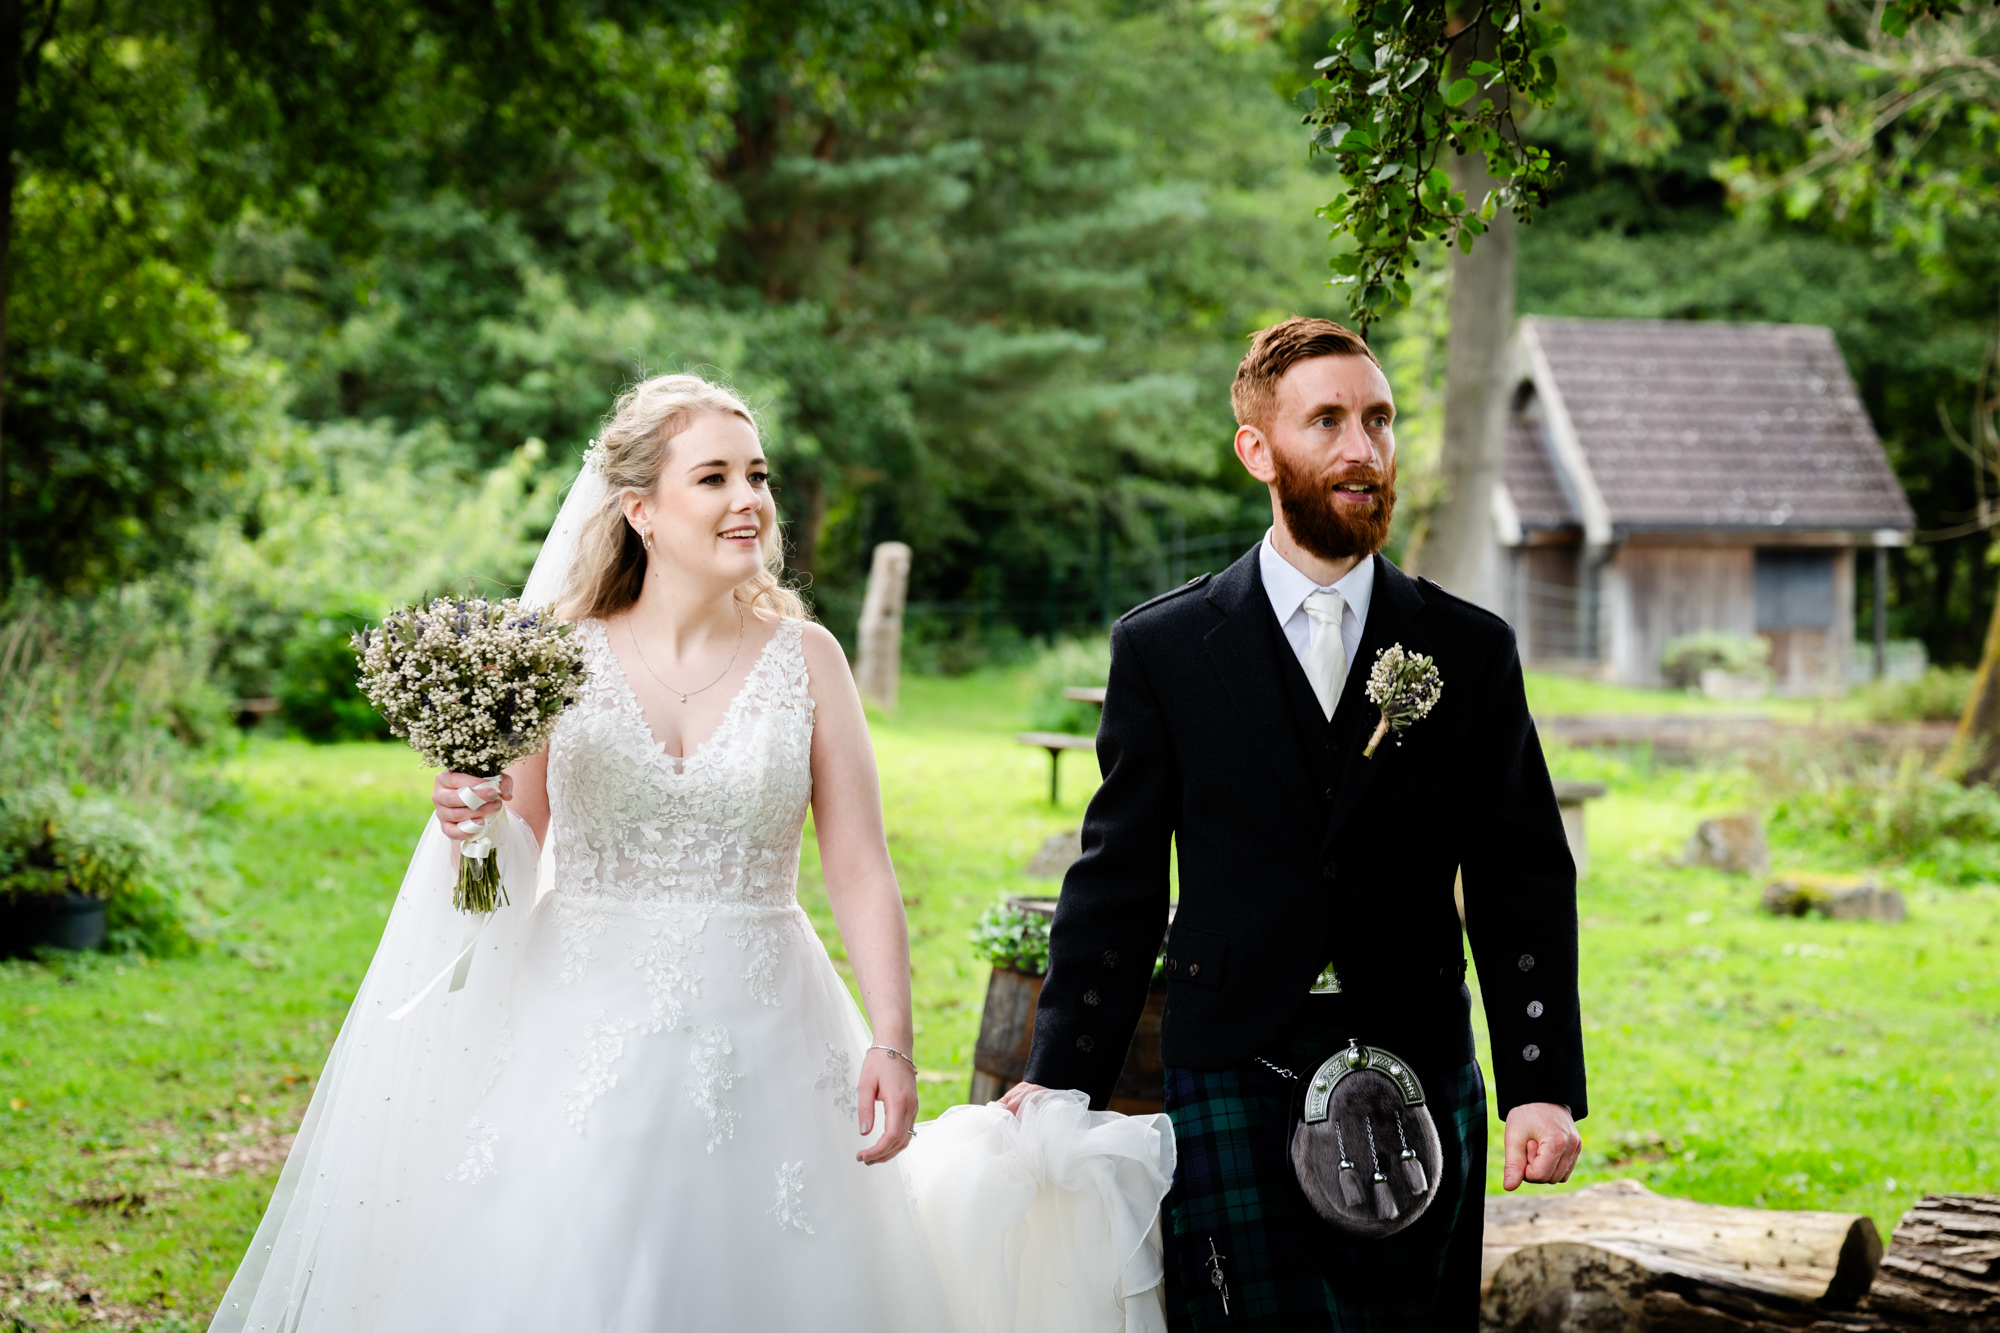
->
[1863,1194,2000,1328]
[1482,1180,1883,1331]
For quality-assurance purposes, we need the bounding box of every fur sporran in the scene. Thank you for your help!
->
[1289,1039,1443,1240]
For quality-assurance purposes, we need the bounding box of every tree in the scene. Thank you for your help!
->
[1719,1,2000,776]
[0,0,958,592]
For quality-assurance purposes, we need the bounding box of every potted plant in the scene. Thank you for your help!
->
[965,895,1171,1113]
[0,788,174,959]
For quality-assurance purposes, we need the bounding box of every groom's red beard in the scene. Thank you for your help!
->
[1271,445,1397,562]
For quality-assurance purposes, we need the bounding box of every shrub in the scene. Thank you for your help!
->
[1768,749,2000,885]
[1661,631,1771,690]
[0,587,233,804]
[969,899,1052,974]
[1861,666,1974,724]
[0,787,201,957]
[199,422,562,716]
[277,612,390,742]
[1025,636,1113,734]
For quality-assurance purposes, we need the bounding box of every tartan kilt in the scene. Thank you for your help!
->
[1161,1055,1488,1332]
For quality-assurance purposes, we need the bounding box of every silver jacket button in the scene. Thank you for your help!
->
[1522,1044,1541,1062]
[1527,1000,1544,1018]
[1517,953,1535,972]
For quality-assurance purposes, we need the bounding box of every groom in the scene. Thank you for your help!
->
[1002,317,1585,1329]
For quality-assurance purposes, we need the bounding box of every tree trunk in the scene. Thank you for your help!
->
[784,471,829,584]
[1948,576,2000,782]
[0,0,24,587]
[1413,16,1517,611]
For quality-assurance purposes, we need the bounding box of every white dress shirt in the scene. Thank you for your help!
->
[1258,532,1375,705]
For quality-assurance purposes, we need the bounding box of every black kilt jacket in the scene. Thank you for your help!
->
[1022,548,1588,1121]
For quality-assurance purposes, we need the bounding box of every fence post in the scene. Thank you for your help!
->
[856,541,912,711]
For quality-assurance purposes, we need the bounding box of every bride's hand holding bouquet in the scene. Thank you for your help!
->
[353,596,589,913]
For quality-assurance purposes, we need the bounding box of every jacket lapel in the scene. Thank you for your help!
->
[1322,556,1433,846]
[1202,550,1320,829]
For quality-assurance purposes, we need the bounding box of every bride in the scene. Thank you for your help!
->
[209,373,1174,1333]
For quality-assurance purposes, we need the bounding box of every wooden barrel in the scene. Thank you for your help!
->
[967,896,1170,1115]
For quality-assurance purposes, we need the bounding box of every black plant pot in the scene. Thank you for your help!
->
[0,892,109,959]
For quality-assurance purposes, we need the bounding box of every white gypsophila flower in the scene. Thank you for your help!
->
[353,596,589,777]
[1361,644,1442,758]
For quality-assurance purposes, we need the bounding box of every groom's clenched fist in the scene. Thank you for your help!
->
[1502,1102,1581,1191]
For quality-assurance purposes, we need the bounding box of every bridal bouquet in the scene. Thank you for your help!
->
[353,597,589,913]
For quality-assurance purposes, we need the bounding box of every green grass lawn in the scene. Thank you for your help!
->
[2,665,1995,1328]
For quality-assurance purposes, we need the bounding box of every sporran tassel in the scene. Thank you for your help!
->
[1335,1123,1367,1212]
[1365,1120,1400,1220]
[1396,1114,1429,1193]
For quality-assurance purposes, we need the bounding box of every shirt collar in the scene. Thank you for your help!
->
[1259,530,1377,625]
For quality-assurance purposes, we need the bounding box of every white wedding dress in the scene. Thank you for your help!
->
[210,612,1174,1333]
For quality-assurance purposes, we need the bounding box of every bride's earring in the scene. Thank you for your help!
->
[641,527,654,552]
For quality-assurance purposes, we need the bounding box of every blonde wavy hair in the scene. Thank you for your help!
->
[553,373,807,623]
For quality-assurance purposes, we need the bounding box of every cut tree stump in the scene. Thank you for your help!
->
[1482,1179,1882,1331]
[1482,1184,2000,1332]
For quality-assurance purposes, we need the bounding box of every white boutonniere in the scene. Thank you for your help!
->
[1362,645,1442,758]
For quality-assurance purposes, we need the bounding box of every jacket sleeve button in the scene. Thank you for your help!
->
[1324,786,1338,802]
[1321,860,1338,881]
[1076,1035,1096,1053]
[1522,1044,1541,1062]
[1187,963,1201,978]
[1102,951,1120,969]
[1517,953,1536,972]
[1083,989,1101,1007]
[1527,1000,1544,1018]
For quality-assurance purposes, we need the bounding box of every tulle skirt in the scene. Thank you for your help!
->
[210,818,1173,1332]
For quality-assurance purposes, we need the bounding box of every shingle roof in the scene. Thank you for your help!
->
[1525,317,1914,533]
[1503,412,1578,530]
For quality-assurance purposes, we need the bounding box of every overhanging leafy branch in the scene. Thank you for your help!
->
[1301,1,1565,331]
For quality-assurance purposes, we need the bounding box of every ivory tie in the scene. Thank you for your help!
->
[1302,587,1348,720]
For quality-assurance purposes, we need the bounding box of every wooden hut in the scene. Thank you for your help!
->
[1494,317,1916,693]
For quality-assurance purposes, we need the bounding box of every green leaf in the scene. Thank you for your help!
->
[1446,77,1477,105]
[1374,161,1404,182]
[1397,57,1431,91]
[1294,87,1319,112]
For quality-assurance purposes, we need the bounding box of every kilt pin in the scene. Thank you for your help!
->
[1023,547,1587,1330]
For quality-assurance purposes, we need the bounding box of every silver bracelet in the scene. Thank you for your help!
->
[867,1044,919,1075]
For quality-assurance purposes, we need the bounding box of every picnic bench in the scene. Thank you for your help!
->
[1014,731,1097,804]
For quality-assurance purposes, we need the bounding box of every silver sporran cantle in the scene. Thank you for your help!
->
[1290,1038,1443,1239]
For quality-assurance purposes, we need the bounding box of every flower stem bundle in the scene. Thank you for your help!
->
[353,597,589,912]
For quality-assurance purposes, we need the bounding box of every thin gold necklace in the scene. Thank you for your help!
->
[630,606,746,704]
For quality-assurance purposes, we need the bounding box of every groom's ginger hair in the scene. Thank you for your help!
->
[1232,317,1379,433]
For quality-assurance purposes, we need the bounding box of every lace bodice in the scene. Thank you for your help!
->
[547,617,815,908]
